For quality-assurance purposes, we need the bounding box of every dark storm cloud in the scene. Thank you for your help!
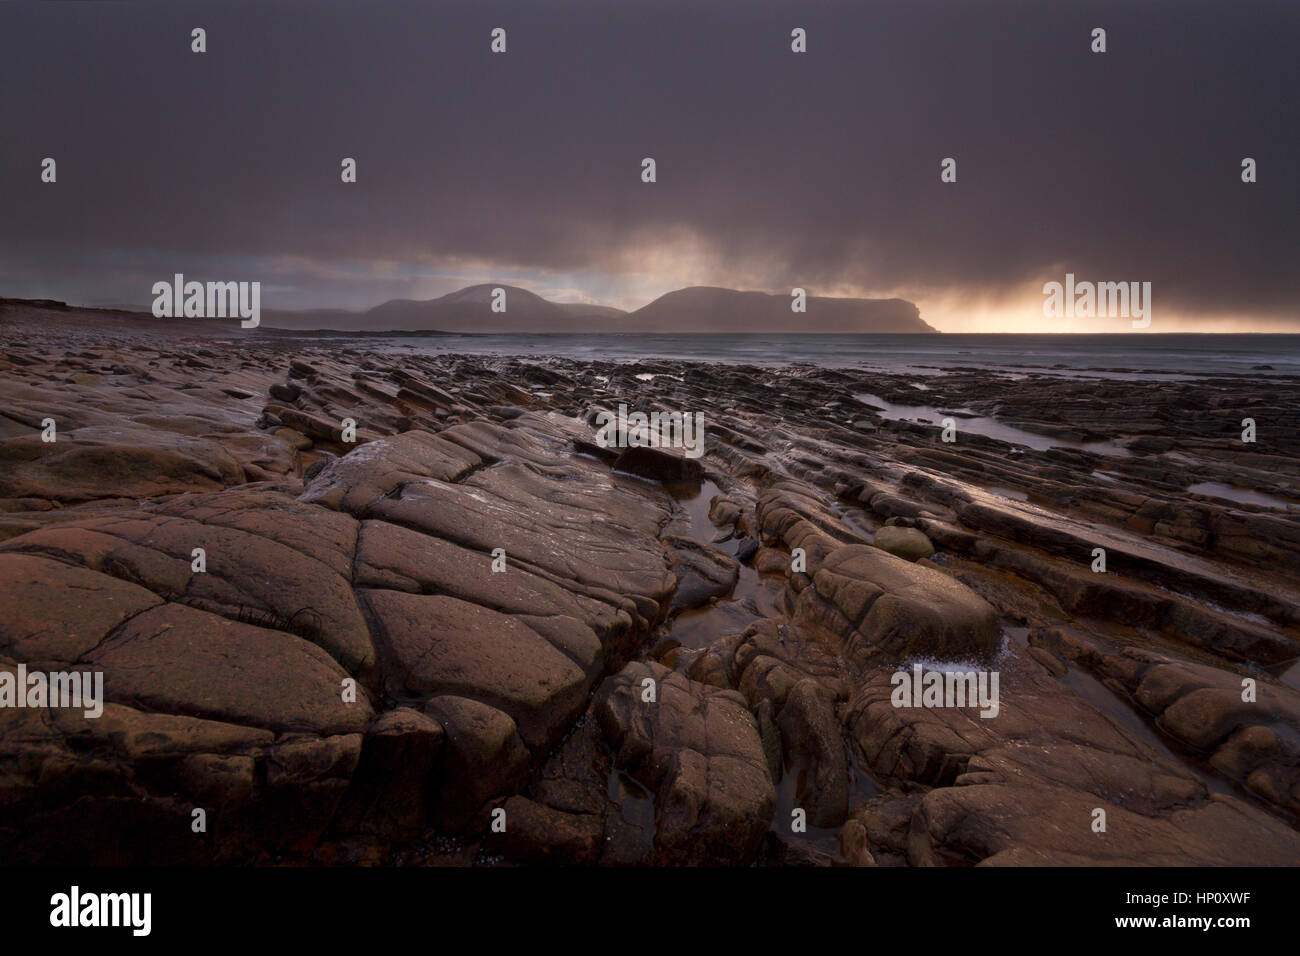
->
[0,0,1296,323]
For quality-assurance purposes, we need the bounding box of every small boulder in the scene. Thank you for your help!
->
[872,525,935,562]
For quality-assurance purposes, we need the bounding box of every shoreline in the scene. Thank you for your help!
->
[2,302,1299,866]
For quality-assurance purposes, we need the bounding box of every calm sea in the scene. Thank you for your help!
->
[281,332,1300,378]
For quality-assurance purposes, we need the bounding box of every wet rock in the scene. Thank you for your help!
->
[842,793,923,866]
[776,679,849,827]
[910,784,1300,866]
[84,603,372,735]
[763,832,838,866]
[734,536,760,564]
[1027,645,1069,677]
[754,546,790,575]
[335,707,445,839]
[795,544,1001,667]
[737,653,803,712]
[0,553,163,663]
[354,518,629,649]
[423,695,530,832]
[0,425,245,502]
[0,493,376,681]
[489,795,603,865]
[756,483,865,577]
[363,440,675,635]
[274,426,312,450]
[363,590,591,752]
[300,430,481,511]
[665,534,739,613]
[4,306,1299,867]
[756,698,783,781]
[613,445,705,482]
[872,525,935,562]
[265,406,352,445]
[708,496,742,528]
[838,820,878,866]
[595,661,775,865]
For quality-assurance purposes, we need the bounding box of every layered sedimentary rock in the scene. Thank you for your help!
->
[1,301,1297,866]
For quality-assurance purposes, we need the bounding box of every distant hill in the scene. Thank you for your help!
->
[624,287,934,333]
[258,283,934,333]
[265,284,628,332]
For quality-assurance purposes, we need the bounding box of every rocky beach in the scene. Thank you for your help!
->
[2,301,1298,867]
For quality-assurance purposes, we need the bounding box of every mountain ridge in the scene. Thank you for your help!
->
[261,283,936,333]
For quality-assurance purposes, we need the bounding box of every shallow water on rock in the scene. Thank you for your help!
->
[1186,481,1297,510]
[665,477,722,530]
[985,485,1030,502]
[662,477,784,649]
[853,392,1131,457]
[770,739,879,862]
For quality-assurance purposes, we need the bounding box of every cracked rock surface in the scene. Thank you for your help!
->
[1,302,1298,865]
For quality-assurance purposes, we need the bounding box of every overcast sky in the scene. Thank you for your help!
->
[1,0,1296,331]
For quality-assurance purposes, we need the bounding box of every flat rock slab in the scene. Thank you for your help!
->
[85,602,371,736]
[0,494,374,680]
[0,425,245,502]
[300,430,481,512]
[363,590,592,751]
[353,518,629,648]
[369,465,674,631]
[0,552,163,664]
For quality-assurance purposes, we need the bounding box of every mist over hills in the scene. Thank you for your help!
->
[263,284,935,333]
